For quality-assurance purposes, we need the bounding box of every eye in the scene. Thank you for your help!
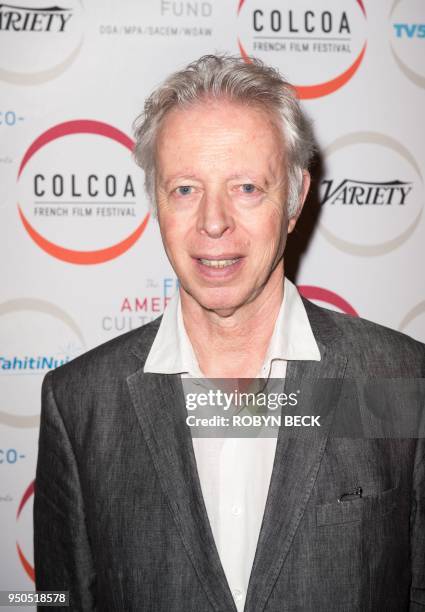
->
[241,184,257,193]
[175,186,193,196]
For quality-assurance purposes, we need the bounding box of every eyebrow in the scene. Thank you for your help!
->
[160,173,271,187]
[160,174,201,189]
[227,173,270,186]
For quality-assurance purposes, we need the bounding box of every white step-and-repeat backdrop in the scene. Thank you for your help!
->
[1,0,424,599]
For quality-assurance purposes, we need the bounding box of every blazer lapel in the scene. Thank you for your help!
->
[127,368,237,612]
[126,299,349,612]
[244,339,348,612]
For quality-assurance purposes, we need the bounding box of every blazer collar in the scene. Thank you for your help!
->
[127,369,236,611]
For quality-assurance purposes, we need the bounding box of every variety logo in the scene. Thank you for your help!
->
[0,298,85,428]
[16,480,34,582]
[102,277,178,335]
[298,285,358,316]
[0,1,83,85]
[319,132,423,256]
[390,0,425,89]
[0,3,73,32]
[17,120,150,264]
[321,179,412,206]
[237,0,367,98]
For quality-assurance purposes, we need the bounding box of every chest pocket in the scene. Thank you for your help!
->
[316,486,399,526]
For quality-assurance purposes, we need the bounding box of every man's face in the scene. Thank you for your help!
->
[155,99,305,317]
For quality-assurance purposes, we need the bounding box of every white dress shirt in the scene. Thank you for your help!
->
[144,278,320,611]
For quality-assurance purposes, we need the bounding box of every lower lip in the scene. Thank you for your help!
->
[194,258,244,279]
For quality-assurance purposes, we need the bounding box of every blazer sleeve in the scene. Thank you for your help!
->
[410,433,425,610]
[34,371,96,611]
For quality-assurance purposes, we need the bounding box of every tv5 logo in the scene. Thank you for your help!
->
[393,23,425,38]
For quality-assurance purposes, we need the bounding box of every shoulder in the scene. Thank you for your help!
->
[47,316,161,390]
[303,298,425,377]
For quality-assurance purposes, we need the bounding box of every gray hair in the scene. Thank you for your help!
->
[133,54,315,217]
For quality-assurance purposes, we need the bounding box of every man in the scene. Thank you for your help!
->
[34,55,425,611]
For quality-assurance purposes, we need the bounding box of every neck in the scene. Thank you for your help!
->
[180,263,285,378]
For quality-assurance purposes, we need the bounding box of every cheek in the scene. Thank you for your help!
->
[247,222,286,268]
[159,221,179,252]
[160,221,191,266]
[246,210,285,248]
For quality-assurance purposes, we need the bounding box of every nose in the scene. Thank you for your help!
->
[196,191,235,238]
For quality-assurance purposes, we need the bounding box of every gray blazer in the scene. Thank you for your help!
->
[34,299,425,611]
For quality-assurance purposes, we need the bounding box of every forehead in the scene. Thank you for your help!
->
[155,99,285,166]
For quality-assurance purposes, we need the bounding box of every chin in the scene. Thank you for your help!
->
[188,286,247,315]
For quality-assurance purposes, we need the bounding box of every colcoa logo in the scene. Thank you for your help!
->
[251,9,350,36]
[17,120,150,264]
[237,0,367,98]
[0,3,73,32]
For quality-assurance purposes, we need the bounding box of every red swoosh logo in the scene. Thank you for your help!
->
[16,481,35,582]
[17,120,149,264]
[298,285,358,316]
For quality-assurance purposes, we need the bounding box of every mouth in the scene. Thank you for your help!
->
[198,257,241,268]
[193,255,244,278]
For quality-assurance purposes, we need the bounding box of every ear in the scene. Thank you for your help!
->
[287,170,311,234]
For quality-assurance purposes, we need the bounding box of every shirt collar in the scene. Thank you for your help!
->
[143,277,321,376]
